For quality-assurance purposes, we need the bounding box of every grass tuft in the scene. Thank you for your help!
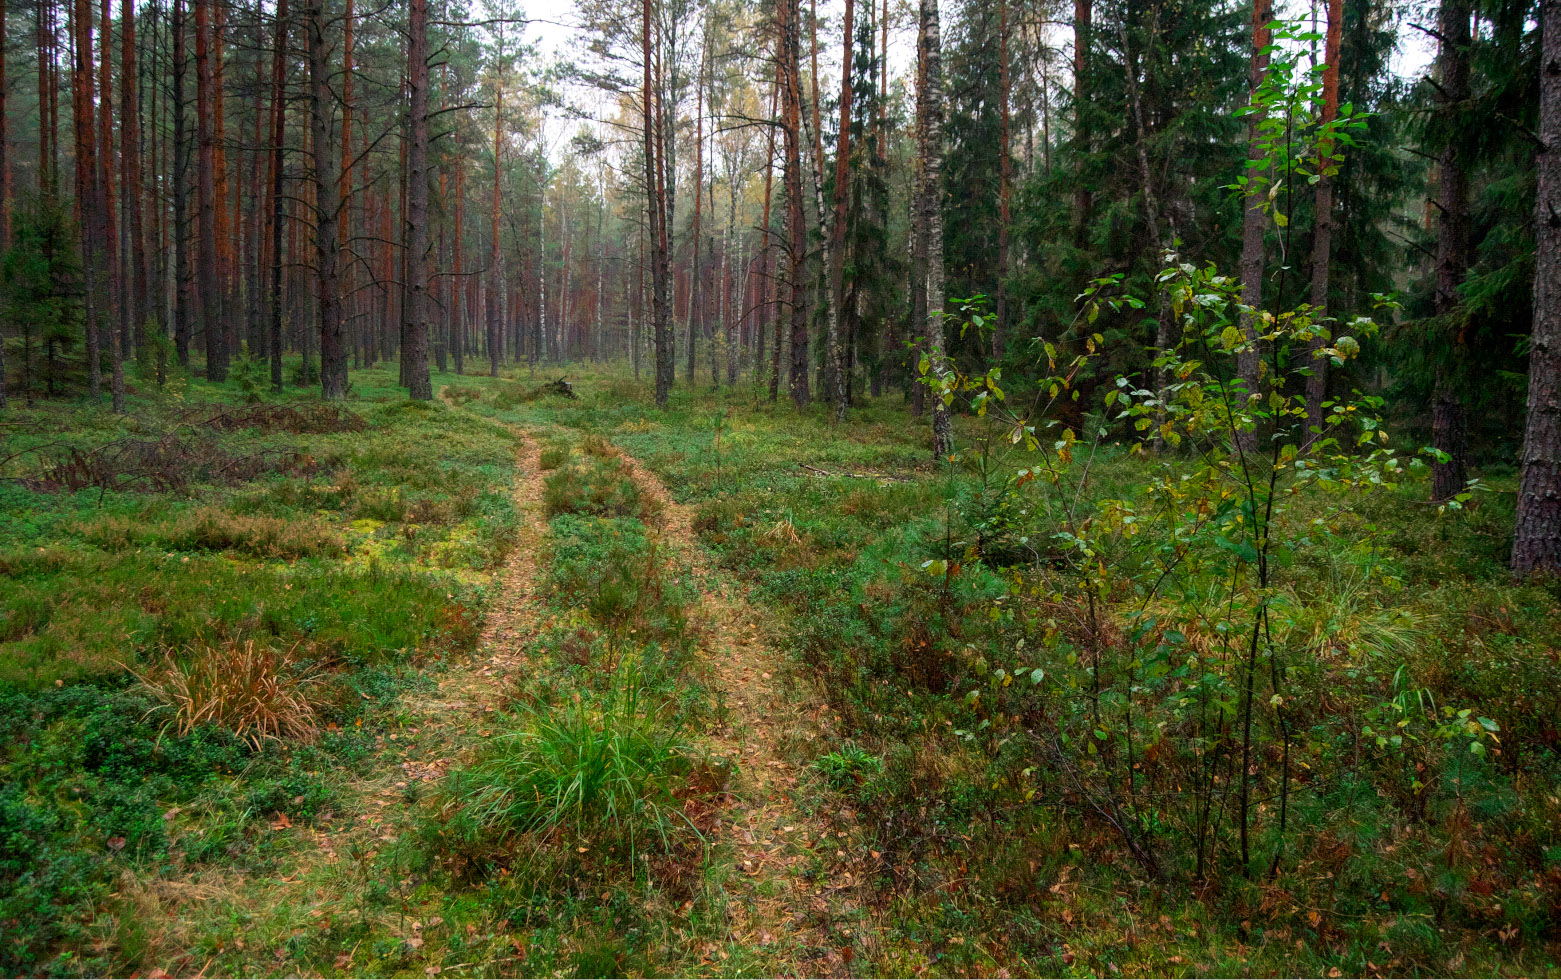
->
[132,639,325,750]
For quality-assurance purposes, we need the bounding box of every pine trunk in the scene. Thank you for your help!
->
[403,0,432,399]
[194,0,226,380]
[1306,0,1343,441]
[919,0,950,457]
[306,0,345,398]
[1513,0,1561,572]
[1431,0,1472,501]
[825,0,854,421]
[1236,0,1272,411]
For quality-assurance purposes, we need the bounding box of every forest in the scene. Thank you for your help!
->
[0,0,1559,972]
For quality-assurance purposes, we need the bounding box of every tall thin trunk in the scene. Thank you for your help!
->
[99,0,123,376]
[994,0,1011,361]
[453,156,465,375]
[0,0,9,249]
[72,0,103,399]
[825,0,854,421]
[122,0,146,348]
[1072,0,1090,239]
[759,61,778,393]
[403,0,432,398]
[173,0,190,366]
[306,0,345,397]
[488,80,503,376]
[340,0,354,362]
[266,0,287,390]
[1513,0,1561,573]
[1306,0,1342,440]
[194,0,226,380]
[36,0,50,200]
[781,0,809,407]
[1236,0,1273,417]
[688,32,706,383]
[646,0,672,407]
[918,0,950,456]
[1431,0,1472,500]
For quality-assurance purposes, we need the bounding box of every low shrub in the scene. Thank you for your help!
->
[543,455,659,522]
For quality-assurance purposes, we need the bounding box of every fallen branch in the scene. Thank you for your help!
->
[797,462,913,483]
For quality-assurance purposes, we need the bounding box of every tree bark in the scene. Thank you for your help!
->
[194,0,226,380]
[123,0,147,350]
[306,0,345,398]
[71,0,103,399]
[780,0,810,408]
[1304,0,1343,442]
[825,0,854,421]
[688,31,706,383]
[267,0,287,390]
[173,0,191,367]
[646,0,673,407]
[1236,0,1273,416]
[918,0,950,457]
[1431,0,1472,501]
[1513,0,1561,572]
[403,0,432,399]
[453,155,465,375]
[488,81,503,376]
[994,0,1010,362]
[1072,0,1090,239]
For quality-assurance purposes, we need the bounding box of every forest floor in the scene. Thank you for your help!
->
[3,360,1560,977]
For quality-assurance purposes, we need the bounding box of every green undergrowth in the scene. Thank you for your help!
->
[469,363,1561,976]
[0,361,516,975]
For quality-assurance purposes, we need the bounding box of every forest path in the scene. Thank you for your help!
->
[608,446,892,977]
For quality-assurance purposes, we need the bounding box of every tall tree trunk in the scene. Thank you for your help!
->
[825,0,854,421]
[194,0,226,380]
[688,32,706,383]
[339,0,354,365]
[403,0,432,399]
[781,0,809,408]
[488,81,503,376]
[71,0,102,399]
[306,0,345,397]
[453,155,465,375]
[759,61,778,394]
[173,0,190,367]
[1431,0,1472,501]
[646,0,673,408]
[98,0,123,411]
[1306,0,1342,441]
[36,0,50,201]
[1235,0,1273,442]
[267,0,287,390]
[0,0,9,250]
[994,0,1010,362]
[1072,0,1090,239]
[123,0,147,350]
[918,0,950,456]
[1513,0,1561,572]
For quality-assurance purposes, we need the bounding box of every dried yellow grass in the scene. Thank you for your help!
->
[132,639,323,749]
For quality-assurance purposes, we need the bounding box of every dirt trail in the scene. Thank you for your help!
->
[610,449,889,977]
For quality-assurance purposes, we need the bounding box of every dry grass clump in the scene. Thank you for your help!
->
[132,639,324,749]
[78,506,345,559]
